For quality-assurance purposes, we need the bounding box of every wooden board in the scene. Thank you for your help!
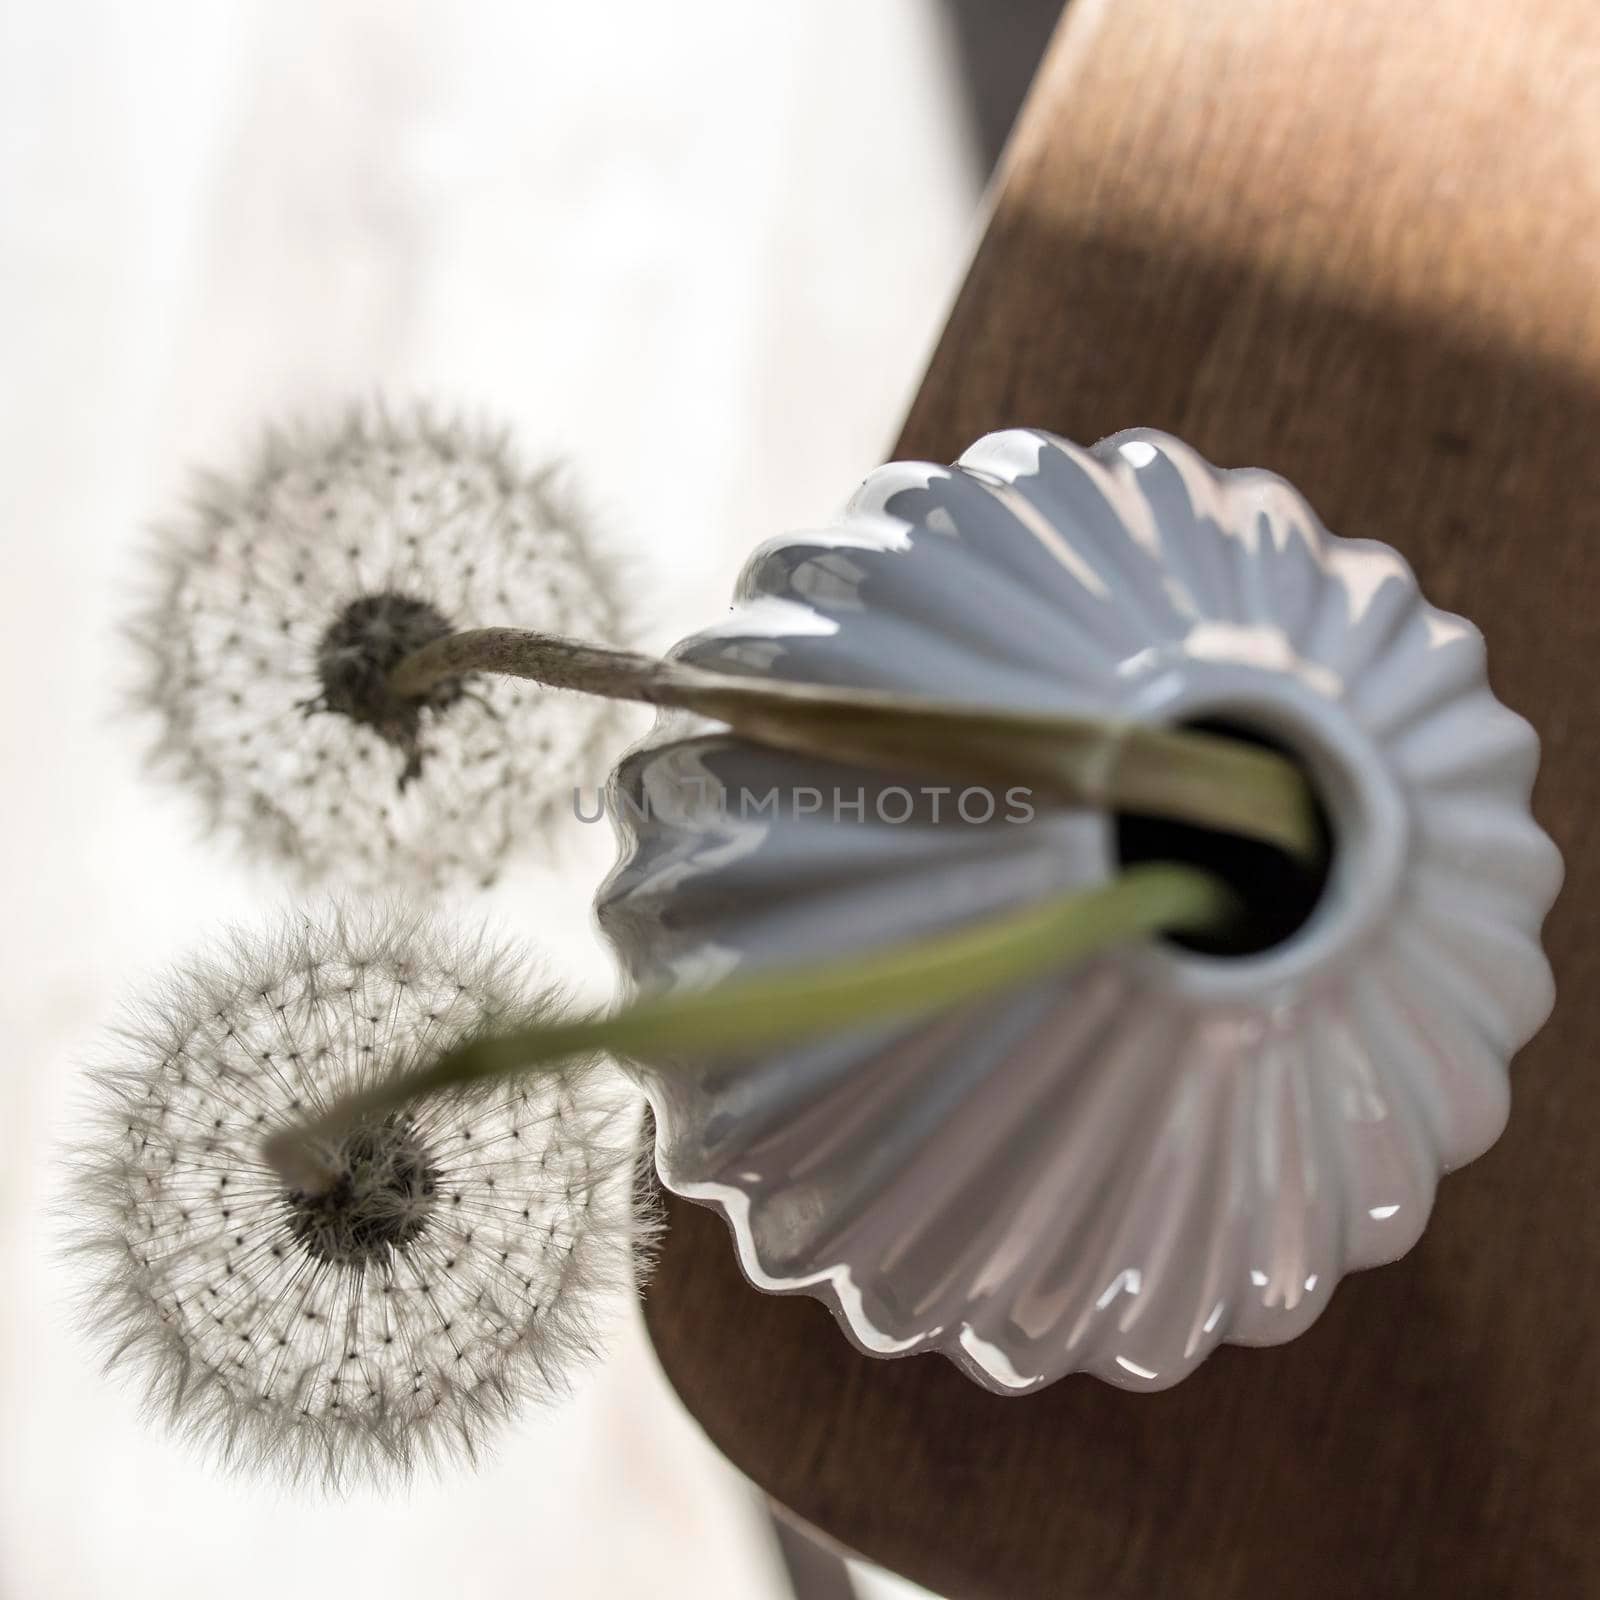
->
[641,3,1600,1594]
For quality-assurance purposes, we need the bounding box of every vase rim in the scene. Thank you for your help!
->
[1114,657,1408,1004]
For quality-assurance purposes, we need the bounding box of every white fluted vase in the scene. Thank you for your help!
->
[596,429,1561,1392]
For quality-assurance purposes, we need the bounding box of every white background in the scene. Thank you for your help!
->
[0,2,978,1594]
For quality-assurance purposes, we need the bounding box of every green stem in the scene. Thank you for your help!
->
[388,628,1319,859]
[265,863,1232,1191]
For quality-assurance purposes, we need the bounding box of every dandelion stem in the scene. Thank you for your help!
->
[265,863,1233,1191]
[388,628,1319,859]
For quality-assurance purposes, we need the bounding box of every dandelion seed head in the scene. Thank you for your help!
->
[65,903,649,1489]
[129,404,628,889]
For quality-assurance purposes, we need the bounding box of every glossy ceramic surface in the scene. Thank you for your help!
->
[596,429,1562,1391]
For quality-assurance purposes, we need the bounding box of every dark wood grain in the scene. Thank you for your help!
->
[641,4,1600,1595]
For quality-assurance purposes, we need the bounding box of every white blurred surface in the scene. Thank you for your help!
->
[0,2,974,1594]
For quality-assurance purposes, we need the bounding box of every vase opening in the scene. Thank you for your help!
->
[1114,717,1335,958]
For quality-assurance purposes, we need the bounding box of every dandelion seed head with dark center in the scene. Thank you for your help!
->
[64,903,652,1489]
[128,403,631,890]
